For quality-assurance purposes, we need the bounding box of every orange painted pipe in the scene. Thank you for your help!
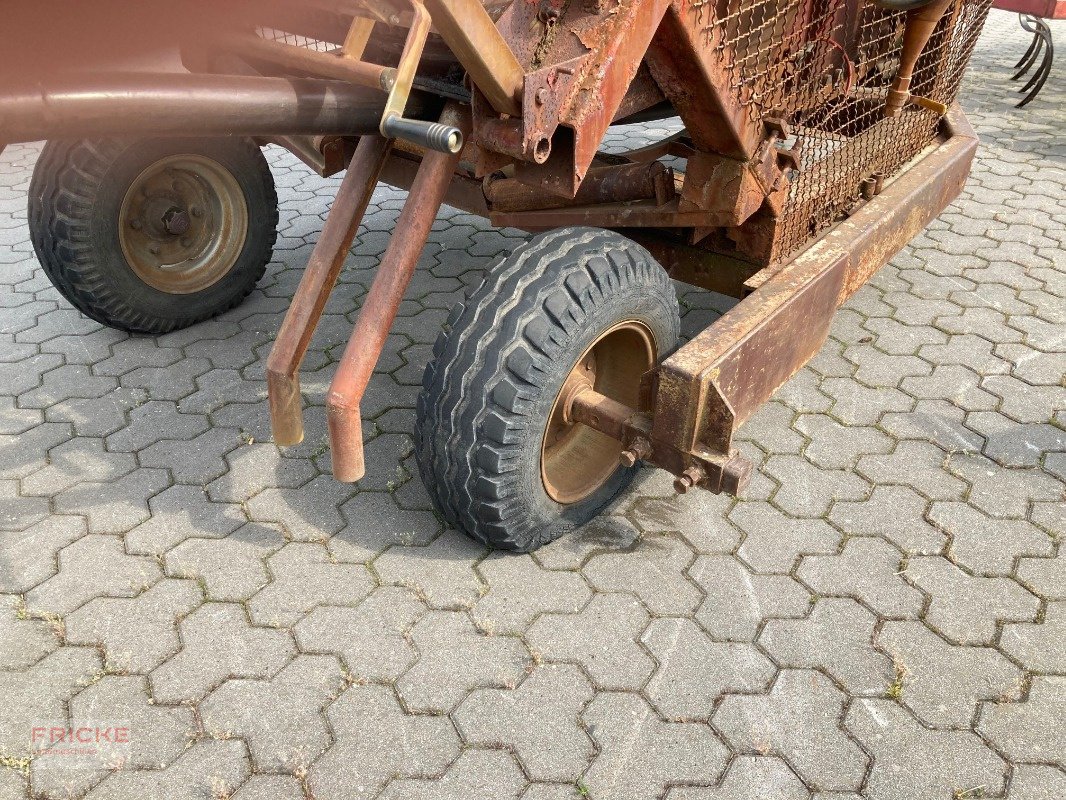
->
[325,103,470,482]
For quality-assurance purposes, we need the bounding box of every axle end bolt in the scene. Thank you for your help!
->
[162,207,191,236]
[619,438,651,468]
[674,466,704,494]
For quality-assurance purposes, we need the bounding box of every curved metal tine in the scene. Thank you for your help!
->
[1018,25,1054,107]
[1014,15,1040,69]
[1013,18,1045,80]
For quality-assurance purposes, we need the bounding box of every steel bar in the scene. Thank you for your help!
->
[485,162,674,213]
[325,103,470,482]
[215,32,396,91]
[421,0,523,117]
[267,135,393,447]
[0,73,392,144]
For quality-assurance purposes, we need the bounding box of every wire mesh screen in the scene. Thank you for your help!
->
[695,0,990,261]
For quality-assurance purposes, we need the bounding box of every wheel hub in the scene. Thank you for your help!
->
[119,154,248,294]
[541,321,656,505]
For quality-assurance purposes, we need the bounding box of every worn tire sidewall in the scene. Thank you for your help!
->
[89,138,273,324]
[487,254,679,547]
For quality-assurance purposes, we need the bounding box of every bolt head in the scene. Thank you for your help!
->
[162,208,191,236]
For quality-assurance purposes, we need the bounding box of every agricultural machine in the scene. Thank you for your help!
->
[1,0,990,550]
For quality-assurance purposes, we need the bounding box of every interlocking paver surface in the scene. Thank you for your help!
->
[0,13,1063,798]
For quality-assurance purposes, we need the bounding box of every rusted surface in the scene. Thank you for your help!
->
[326,103,470,483]
[485,162,673,213]
[267,135,392,447]
[649,107,977,491]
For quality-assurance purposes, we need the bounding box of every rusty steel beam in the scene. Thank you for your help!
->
[649,107,977,491]
[422,0,523,117]
[326,103,470,482]
[0,73,391,144]
[267,135,393,447]
[485,162,674,213]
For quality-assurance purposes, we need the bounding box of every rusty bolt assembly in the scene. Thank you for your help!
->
[162,207,191,236]
[619,438,652,468]
[674,466,705,494]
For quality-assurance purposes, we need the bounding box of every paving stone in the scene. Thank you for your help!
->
[856,441,969,501]
[150,603,295,703]
[828,485,945,554]
[760,598,890,696]
[877,621,1023,728]
[665,756,808,800]
[642,617,776,719]
[526,593,655,690]
[930,502,1054,575]
[0,478,49,532]
[847,698,1006,800]
[377,748,527,800]
[947,454,1064,519]
[0,515,84,591]
[26,534,160,615]
[125,484,247,556]
[0,646,101,755]
[0,593,59,668]
[763,454,871,516]
[904,556,1039,645]
[206,443,317,504]
[730,503,842,573]
[165,524,285,602]
[691,555,810,641]
[1005,765,1066,800]
[454,664,594,782]
[581,535,701,614]
[83,739,250,800]
[629,491,743,555]
[798,538,924,619]
[583,691,728,800]
[796,415,894,469]
[330,492,441,561]
[232,775,306,800]
[200,654,346,771]
[20,437,136,497]
[715,669,867,791]
[53,467,171,534]
[967,412,1066,468]
[1016,552,1066,600]
[294,586,424,681]
[1000,601,1066,674]
[310,684,459,800]
[374,533,487,610]
[248,542,375,628]
[396,610,529,713]
[472,554,590,635]
[64,579,202,674]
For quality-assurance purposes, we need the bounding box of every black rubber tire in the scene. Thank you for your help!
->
[28,137,278,334]
[415,227,681,552]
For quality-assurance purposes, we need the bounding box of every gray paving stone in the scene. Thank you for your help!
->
[856,441,969,501]
[1005,765,1066,800]
[310,683,459,800]
[798,538,924,619]
[931,502,1054,575]
[877,620,1023,728]
[473,553,590,635]
[715,669,867,791]
[629,490,743,554]
[760,598,891,696]
[642,617,776,719]
[200,654,346,771]
[165,525,285,602]
[828,485,945,554]
[246,542,374,627]
[764,454,871,517]
[125,484,247,556]
[83,739,250,800]
[0,594,59,669]
[397,610,529,713]
[691,555,810,642]
[330,492,441,560]
[581,535,701,615]
[374,534,487,610]
[730,503,842,573]
[26,534,160,615]
[665,756,808,800]
[527,592,655,690]
[1000,601,1066,674]
[294,586,424,681]
[0,646,101,755]
[232,775,306,800]
[149,603,295,703]
[453,663,594,782]
[0,515,84,591]
[847,698,1006,800]
[583,691,728,800]
[64,579,202,674]
[1016,552,1066,600]
[904,556,1040,645]
[377,748,527,800]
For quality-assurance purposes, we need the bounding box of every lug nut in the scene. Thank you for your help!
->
[674,466,704,494]
[619,438,651,468]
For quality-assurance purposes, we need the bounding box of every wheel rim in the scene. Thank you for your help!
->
[119,154,248,294]
[541,321,656,505]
